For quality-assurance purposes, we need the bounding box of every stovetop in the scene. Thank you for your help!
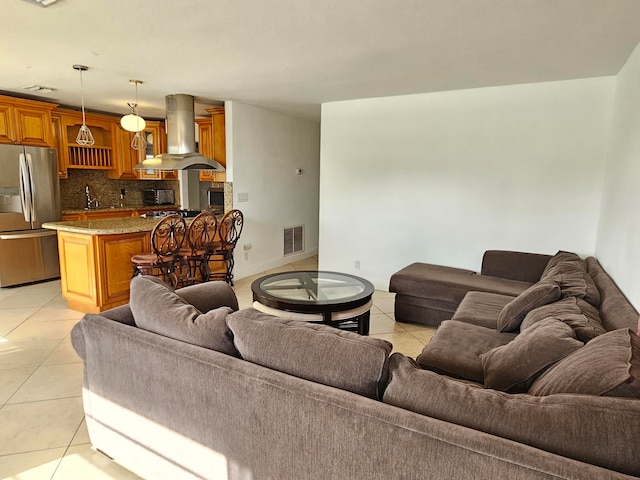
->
[141,209,202,219]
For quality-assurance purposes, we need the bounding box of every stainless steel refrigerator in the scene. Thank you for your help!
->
[0,145,60,287]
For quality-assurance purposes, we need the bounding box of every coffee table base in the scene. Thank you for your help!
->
[252,300,372,335]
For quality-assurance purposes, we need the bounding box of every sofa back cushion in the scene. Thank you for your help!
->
[497,282,561,332]
[129,275,238,356]
[529,328,640,398]
[481,318,583,393]
[481,250,552,283]
[226,308,392,400]
[383,353,640,477]
[521,296,606,342]
[586,257,639,332]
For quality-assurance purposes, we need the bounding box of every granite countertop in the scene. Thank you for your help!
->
[62,205,180,215]
[43,217,169,235]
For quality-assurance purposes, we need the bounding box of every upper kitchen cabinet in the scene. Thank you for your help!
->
[196,106,226,182]
[137,121,177,180]
[109,127,142,180]
[0,95,57,147]
[50,112,67,178]
[57,109,118,171]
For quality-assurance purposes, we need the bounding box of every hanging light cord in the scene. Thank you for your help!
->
[79,68,87,126]
[73,64,95,146]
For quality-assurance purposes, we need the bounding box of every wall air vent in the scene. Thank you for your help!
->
[284,225,304,256]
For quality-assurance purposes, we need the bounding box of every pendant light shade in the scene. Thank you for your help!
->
[120,106,146,132]
[73,65,95,146]
[121,80,146,133]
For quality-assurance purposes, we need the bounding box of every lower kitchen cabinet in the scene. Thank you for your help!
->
[57,230,150,312]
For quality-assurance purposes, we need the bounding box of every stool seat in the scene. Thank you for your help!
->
[131,214,187,288]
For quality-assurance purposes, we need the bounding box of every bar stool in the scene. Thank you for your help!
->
[131,214,187,288]
[209,209,244,285]
[177,211,218,287]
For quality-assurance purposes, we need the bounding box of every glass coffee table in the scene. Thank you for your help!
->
[251,271,375,335]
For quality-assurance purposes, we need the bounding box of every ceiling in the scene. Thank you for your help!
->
[2,0,640,121]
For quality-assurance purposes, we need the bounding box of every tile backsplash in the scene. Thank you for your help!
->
[60,170,179,210]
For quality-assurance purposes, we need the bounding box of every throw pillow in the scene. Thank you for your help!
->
[541,250,584,278]
[540,255,600,307]
[529,328,640,398]
[383,353,640,477]
[497,281,561,332]
[226,308,392,400]
[129,275,238,356]
[480,318,583,393]
[520,296,606,342]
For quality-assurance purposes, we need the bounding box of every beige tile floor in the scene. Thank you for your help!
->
[0,256,436,479]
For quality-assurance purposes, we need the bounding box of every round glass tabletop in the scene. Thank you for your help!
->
[251,271,374,312]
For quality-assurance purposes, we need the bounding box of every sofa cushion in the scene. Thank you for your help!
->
[521,296,606,342]
[129,275,238,356]
[529,329,640,398]
[541,250,583,277]
[540,252,600,307]
[225,308,392,400]
[497,282,561,332]
[383,353,640,477]
[451,291,514,329]
[416,320,516,383]
[480,318,583,393]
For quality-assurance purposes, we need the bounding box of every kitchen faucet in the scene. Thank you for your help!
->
[85,185,99,209]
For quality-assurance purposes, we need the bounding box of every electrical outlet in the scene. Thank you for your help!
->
[244,251,249,261]
[355,260,360,269]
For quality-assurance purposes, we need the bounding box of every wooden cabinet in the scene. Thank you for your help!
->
[51,112,67,178]
[196,106,226,182]
[0,95,56,147]
[57,230,151,312]
[56,109,118,171]
[109,128,141,180]
[199,170,217,181]
[61,207,178,221]
[137,121,178,180]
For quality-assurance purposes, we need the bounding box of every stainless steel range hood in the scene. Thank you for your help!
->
[134,94,225,171]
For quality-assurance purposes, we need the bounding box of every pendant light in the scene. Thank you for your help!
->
[73,65,95,146]
[120,80,146,132]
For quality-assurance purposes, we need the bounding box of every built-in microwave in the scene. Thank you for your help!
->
[142,189,175,206]
[207,187,225,214]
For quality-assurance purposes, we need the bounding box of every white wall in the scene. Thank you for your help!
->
[596,42,640,308]
[319,78,614,289]
[226,102,320,280]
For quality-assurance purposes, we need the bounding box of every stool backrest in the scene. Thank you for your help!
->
[218,209,244,249]
[151,214,187,257]
[187,211,218,253]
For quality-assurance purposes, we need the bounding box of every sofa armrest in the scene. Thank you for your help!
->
[481,250,552,283]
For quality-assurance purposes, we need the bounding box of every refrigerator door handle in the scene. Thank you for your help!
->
[25,153,36,224]
[0,229,57,240]
[19,153,33,225]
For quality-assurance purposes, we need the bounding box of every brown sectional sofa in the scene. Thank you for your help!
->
[71,253,640,479]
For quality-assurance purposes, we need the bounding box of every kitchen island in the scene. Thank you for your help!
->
[43,217,162,313]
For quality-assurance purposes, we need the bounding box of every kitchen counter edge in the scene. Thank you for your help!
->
[43,217,163,235]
